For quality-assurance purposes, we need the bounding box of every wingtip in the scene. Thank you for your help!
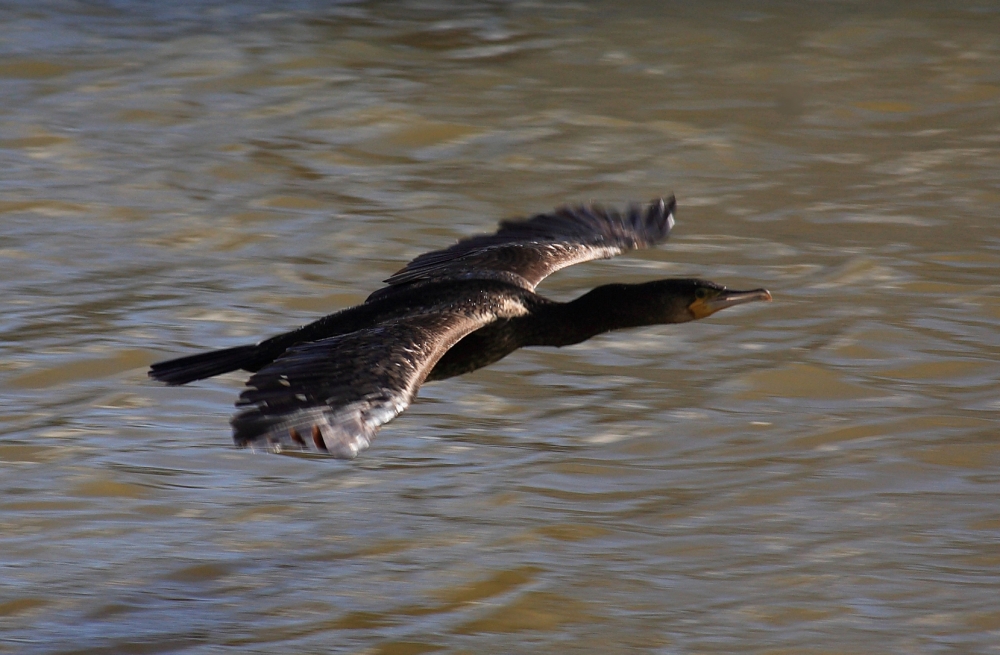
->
[644,195,676,239]
[663,195,676,233]
[654,194,677,218]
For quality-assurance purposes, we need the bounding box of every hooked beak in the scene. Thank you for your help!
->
[690,288,772,319]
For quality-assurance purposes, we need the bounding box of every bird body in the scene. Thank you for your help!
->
[150,197,771,458]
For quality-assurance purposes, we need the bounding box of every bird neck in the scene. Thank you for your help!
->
[528,283,666,347]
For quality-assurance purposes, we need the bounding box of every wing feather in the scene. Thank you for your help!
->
[382,196,675,291]
[231,294,529,458]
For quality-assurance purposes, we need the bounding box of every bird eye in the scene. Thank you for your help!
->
[695,288,709,300]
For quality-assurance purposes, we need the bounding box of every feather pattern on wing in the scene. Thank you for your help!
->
[381,196,675,292]
[231,290,530,458]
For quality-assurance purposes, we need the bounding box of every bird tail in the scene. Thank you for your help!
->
[148,343,264,386]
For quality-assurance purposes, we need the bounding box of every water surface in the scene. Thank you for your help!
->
[2,2,999,653]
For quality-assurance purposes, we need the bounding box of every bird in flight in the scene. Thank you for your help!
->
[150,197,771,458]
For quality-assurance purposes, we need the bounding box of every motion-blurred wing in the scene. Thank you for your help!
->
[381,196,675,292]
[231,297,528,458]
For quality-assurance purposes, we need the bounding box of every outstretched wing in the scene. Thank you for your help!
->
[381,196,675,292]
[230,294,529,458]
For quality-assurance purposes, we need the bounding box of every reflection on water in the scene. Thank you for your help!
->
[2,2,999,653]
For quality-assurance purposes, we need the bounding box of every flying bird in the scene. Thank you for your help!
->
[150,197,771,458]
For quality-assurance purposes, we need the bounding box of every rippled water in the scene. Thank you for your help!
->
[2,2,999,653]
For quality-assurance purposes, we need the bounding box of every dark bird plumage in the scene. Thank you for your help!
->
[150,196,771,458]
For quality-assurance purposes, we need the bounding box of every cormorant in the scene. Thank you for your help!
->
[149,197,771,458]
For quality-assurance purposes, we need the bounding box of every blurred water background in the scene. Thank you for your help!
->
[2,1,999,653]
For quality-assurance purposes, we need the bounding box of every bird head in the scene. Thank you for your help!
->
[642,278,772,324]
